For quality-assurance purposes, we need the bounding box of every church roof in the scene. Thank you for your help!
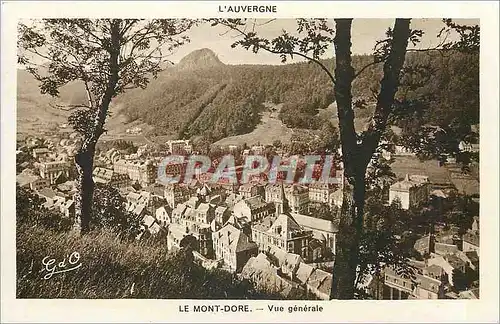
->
[291,213,338,233]
[268,214,303,239]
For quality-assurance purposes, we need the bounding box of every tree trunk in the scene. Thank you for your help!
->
[330,18,411,299]
[74,146,96,233]
[331,18,367,300]
[72,20,121,235]
[331,172,366,299]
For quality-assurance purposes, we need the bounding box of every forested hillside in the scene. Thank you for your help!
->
[18,48,478,144]
[117,48,478,142]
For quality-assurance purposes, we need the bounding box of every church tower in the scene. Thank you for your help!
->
[275,182,291,217]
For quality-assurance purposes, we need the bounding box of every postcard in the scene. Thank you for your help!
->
[1,1,499,323]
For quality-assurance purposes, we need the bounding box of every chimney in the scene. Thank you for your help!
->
[404,174,410,181]
[429,234,435,254]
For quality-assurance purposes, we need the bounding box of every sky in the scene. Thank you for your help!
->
[165,18,479,65]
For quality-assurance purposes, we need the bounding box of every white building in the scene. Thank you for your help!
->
[212,223,258,272]
[389,174,429,209]
[166,139,192,155]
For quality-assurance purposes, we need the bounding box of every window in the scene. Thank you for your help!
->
[428,292,432,299]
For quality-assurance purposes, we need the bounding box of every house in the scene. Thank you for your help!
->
[113,159,157,186]
[166,139,192,155]
[266,245,303,280]
[164,184,192,208]
[296,262,316,285]
[214,206,230,227]
[195,225,214,258]
[132,203,147,218]
[37,187,64,205]
[60,199,75,218]
[435,242,460,256]
[233,196,274,222]
[56,180,76,195]
[172,203,188,223]
[212,224,258,272]
[458,140,480,153]
[93,167,130,187]
[16,171,50,191]
[389,174,429,209]
[141,215,163,236]
[143,183,166,199]
[251,145,265,155]
[265,184,310,214]
[194,203,215,224]
[167,223,197,252]
[39,160,70,185]
[412,274,441,299]
[196,184,214,202]
[423,264,447,282]
[238,183,265,199]
[462,231,479,256]
[284,185,310,214]
[155,206,171,227]
[394,145,415,156]
[185,196,201,210]
[306,268,332,300]
[241,253,300,298]
[252,213,313,261]
[414,235,434,256]
[308,237,325,261]
[290,213,337,254]
[328,189,343,209]
[427,254,466,286]
[444,254,467,273]
[176,202,216,258]
[225,214,251,234]
[32,147,51,159]
[224,192,245,208]
[383,266,414,300]
[309,183,336,204]
[458,288,479,299]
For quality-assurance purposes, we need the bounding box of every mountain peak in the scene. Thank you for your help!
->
[176,48,224,70]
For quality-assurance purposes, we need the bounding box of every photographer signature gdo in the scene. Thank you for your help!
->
[41,251,82,280]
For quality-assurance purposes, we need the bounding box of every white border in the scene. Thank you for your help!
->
[1,1,499,323]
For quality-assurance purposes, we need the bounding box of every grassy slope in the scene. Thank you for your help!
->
[214,103,294,147]
[16,225,279,299]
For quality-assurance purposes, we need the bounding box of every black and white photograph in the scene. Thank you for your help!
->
[1,1,499,323]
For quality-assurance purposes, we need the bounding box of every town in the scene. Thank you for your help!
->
[16,123,480,300]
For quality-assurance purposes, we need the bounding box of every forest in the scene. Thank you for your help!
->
[118,49,478,144]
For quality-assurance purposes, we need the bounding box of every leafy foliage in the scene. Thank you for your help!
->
[91,184,141,241]
[357,197,418,290]
[18,18,196,233]
[396,50,479,164]
[452,267,478,292]
[308,202,337,223]
[97,139,138,155]
[18,19,194,101]
[16,185,73,232]
[16,146,35,173]
[441,193,479,235]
